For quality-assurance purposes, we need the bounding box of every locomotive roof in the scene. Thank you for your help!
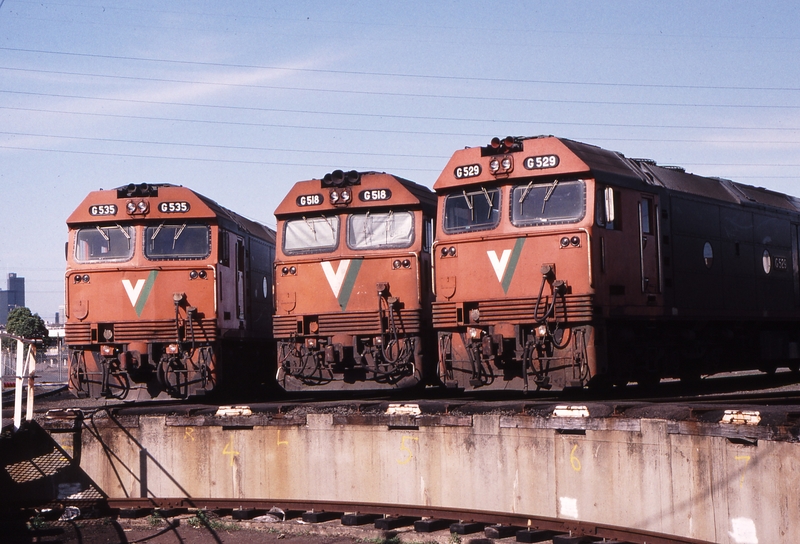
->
[274,171,436,217]
[67,183,276,243]
[436,136,800,214]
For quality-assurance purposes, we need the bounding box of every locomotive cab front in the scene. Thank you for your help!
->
[273,171,436,391]
[66,183,275,400]
[432,137,624,391]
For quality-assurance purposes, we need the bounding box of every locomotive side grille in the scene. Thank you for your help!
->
[320,312,383,335]
[65,323,92,344]
[65,318,218,345]
[273,315,301,337]
[274,310,423,338]
[431,294,594,328]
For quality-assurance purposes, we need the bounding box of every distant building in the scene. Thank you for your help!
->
[0,273,25,325]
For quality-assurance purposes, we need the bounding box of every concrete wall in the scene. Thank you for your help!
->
[50,411,798,543]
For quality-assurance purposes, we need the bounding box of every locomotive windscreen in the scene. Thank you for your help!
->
[510,179,586,226]
[347,211,414,250]
[443,187,501,233]
[283,215,340,254]
[75,225,135,263]
[144,223,210,259]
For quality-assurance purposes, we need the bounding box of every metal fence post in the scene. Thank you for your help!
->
[26,344,36,422]
[13,339,23,430]
[1,346,4,430]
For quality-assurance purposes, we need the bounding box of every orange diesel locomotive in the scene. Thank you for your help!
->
[273,170,436,390]
[433,136,800,391]
[66,183,275,399]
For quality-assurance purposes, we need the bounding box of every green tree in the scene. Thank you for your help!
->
[5,307,49,346]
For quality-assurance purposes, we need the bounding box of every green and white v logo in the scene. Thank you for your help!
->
[122,270,159,317]
[487,238,525,294]
[321,259,363,311]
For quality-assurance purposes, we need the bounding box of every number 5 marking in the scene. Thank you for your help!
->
[570,444,581,472]
[735,455,751,487]
[397,436,419,465]
[223,438,240,467]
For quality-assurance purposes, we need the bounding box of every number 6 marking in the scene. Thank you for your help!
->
[570,444,581,472]
[397,436,419,465]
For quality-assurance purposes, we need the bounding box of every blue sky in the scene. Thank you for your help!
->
[1,1,799,321]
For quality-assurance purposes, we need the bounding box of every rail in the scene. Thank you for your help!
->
[104,497,713,544]
[1,332,40,431]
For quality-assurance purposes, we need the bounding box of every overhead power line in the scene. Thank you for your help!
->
[0,144,443,171]
[0,130,449,159]
[1,46,798,93]
[3,105,800,146]
[3,89,800,132]
[2,66,800,110]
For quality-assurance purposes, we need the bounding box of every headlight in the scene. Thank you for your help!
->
[489,159,500,172]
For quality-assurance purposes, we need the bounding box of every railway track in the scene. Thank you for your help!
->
[95,497,710,544]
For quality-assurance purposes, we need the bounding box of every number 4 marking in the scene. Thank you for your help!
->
[223,438,240,466]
